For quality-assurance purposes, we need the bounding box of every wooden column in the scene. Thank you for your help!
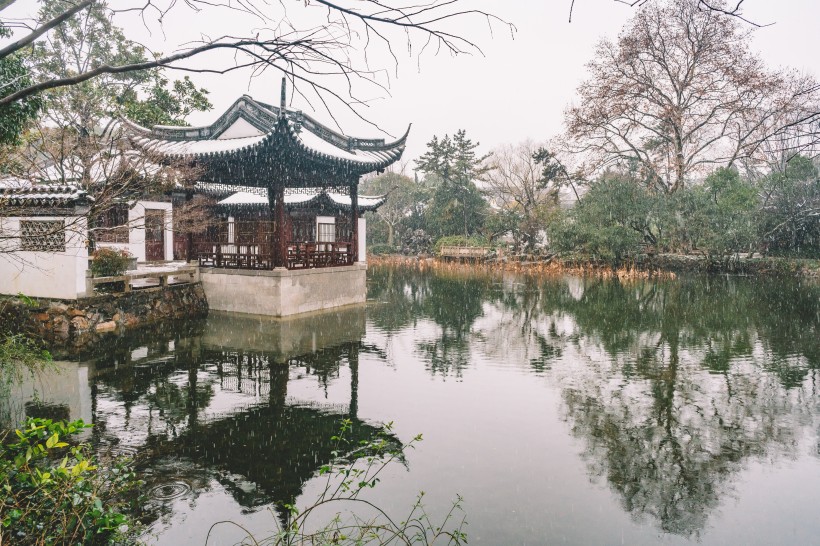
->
[185,191,193,261]
[350,182,359,263]
[272,184,287,268]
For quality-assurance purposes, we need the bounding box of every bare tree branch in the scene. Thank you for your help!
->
[0,0,92,59]
[569,0,771,27]
[0,0,513,118]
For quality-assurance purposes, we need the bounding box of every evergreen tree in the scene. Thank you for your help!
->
[416,130,490,238]
[0,24,41,147]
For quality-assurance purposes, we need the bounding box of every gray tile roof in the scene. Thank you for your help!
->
[0,184,93,208]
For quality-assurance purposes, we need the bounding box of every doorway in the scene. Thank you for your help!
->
[145,209,166,261]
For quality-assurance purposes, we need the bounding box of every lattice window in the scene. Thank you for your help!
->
[317,222,335,243]
[20,220,65,252]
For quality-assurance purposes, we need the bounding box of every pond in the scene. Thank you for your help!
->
[5,265,820,545]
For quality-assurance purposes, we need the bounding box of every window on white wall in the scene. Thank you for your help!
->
[20,220,65,252]
[317,222,335,243]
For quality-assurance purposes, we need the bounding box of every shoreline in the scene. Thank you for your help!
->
[368,253,820,279]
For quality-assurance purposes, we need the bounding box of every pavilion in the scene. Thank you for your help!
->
[124,79,409,316]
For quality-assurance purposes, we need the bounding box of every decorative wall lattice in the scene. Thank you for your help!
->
[20,220,66,252]
[285,185,350,196]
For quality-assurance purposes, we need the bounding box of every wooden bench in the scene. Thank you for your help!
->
[439,246,491,261]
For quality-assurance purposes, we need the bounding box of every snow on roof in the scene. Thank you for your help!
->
[0,184,93,208]
[0,176,32,189]
[295,128,367,163]
[211,185,386,211]
[133,133,268,158]
[328,193,386,209]
[217,191,268,206]
[19,150,167,186]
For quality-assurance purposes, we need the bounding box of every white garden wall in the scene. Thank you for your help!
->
[95,200,173,262]
[0,216,89,299]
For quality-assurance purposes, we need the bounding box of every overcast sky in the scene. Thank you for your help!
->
[7,1,820,167]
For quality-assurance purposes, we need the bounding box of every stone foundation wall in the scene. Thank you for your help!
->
[0,283,208,352]
[200,264,367,317]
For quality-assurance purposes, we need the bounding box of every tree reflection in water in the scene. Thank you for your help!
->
[369,265,819,537]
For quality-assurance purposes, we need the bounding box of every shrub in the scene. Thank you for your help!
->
[91,248,133,277]
[368,243,397,256]
[0,418,142,545]
[549,176,654,266]
[401,229,433,256]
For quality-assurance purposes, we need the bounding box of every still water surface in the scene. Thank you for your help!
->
[9,266,820,545]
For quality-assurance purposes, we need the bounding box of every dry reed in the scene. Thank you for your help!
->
[368,254,677,280]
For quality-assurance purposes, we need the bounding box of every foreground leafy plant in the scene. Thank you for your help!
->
[0,334,52,389]
[207,420,467,545]
[0,418,142,545]
[1,294,54,423]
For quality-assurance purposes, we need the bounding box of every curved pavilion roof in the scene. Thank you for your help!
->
[121,94,409,187]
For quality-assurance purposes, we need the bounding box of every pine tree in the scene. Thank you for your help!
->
[416,130,490,238]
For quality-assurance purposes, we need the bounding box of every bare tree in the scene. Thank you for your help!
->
[0,0,513,128]
[565,0,816,193]
[569,0,767,27]
[359,172,420,247]
[484,141,561,251]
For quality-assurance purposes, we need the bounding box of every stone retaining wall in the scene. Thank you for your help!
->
[0,283,208,352]
[200,263,367,317]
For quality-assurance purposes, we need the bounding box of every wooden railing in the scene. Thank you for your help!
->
[195,242,354,270]
[287,241,354,269]
[196,244,272,269]
[89,267,198,293]
[439,246,491,260]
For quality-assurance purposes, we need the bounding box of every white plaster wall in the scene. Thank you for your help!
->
[0,216,89,299]
[97,200,174,262]
[358,217,366,263]
[2,361,92,428]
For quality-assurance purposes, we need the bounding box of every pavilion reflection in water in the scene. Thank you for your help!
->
[10,306,396,526]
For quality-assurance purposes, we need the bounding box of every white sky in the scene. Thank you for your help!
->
[6,1,820,167]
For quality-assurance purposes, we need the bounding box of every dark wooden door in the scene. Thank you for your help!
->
[145,209,166,261]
